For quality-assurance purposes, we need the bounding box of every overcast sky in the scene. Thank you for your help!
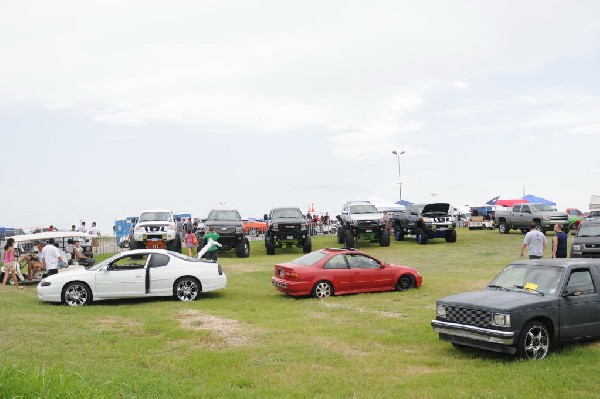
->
[2,1,600,233]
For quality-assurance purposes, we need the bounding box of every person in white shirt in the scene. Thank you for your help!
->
[73,241,95,267]
[520,222,547,259]
[89,222,101,253]
[41,238,65,276]
[78,222,87,233]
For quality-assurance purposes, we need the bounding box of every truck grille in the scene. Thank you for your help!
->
[358,220,379,227]
[280,224,301,232]
[550,216,568,221]
[445,306,491,327]
[215,227,236,234]
[144,226,166,233]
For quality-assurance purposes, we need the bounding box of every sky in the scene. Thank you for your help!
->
[2,0,600,235]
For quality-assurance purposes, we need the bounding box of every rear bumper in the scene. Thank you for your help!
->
[271,277,311,296]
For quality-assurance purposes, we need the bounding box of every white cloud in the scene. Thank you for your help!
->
[451,81,469,89]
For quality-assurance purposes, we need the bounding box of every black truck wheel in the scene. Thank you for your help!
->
[344,229,355,248]
[445,229,457,243]
[379,229,390,247]
[337,226,345,244]
[499,222,510,234]
[302,236,312,253]
[394,226,405,241]
[236,238,250,258]
[416,229,428,245]
[265,236,275,255]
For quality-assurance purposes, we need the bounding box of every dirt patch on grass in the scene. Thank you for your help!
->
[176,310,254,347]
[320,302,405,318]
[223,263,267,273]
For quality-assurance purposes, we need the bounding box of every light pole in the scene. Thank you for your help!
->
[392,150,405,201]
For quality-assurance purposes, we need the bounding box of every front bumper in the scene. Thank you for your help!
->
[37,282,62,303]
[424,224,454,238]
[431,319,515,347]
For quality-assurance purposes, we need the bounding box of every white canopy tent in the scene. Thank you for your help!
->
[367,196,406,212]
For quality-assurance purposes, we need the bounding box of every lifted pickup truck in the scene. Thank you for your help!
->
[392,203,456,244]
[496,203,569,235]
[337,201,390,248]
[199,209,250,258]
[131,209,182,252]
[264,207,311,255]
[433,259,600,359]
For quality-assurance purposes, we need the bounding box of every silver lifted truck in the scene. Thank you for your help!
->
[495,203,569,235]
[336,201,390,248]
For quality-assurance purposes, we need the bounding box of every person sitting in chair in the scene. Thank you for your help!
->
[73,241,95,267]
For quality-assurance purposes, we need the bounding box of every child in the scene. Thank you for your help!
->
[203,227,220,261]
[184,228,197,257]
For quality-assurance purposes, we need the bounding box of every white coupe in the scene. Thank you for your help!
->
[37,249,227,306]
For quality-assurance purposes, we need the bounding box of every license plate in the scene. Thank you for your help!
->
[287,235,294,240]
[365,229,372,233]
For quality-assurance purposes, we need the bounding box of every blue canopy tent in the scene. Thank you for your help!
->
[522,195,556,206]
[395,200,413,206]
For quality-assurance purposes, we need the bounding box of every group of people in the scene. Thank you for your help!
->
[71,221,102,253]
[184,227,220,260]
[1,236,96,288]
[520,222,568,259]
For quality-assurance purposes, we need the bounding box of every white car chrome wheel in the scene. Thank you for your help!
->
[175,277,199,301]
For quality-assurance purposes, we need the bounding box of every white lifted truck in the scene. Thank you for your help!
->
[131,209,182,252]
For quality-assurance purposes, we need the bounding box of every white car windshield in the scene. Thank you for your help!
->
[139,212,172,222]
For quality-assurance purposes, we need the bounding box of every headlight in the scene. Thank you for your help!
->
[235,226,244,233]
[542,215,549,221]
[491,313,511,327]
[378,218,384,224]
[272,223,279,231]
[422,217,431,223]
[436,304,446,318]
[572,244,581,251]
[168,223,175,230]
[134,225,143,232]
[350,220,358,226]
[301,224,307,231]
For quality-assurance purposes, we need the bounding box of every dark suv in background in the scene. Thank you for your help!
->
[571,219,600,258]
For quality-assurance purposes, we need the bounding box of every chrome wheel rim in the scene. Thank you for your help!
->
[314,282,331,299]
[64,284,89,306]
[524,325,549,359]
[176,279,198,301]
[250,228,259,237]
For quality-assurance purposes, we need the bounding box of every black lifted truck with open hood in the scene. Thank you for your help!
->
[393,203,457,244]
[199,209,250,258]
[264,207,311,255]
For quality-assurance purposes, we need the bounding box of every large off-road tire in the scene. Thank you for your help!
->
[516,320,551,360]
[445,229,457,243]
[265,236,275,255]
[129,240,142,250]
[520,229,528,234]
[236,238,250,258]
[379,229,390,247]
[499,222,510,234]
[311,281,333,299]
[249,228,259,237]
[302,236,312,253]
[345,228,355,248]
[173,276,200,301]
[416,228,428,245]
[337,226,345,244]
[62,282,92,307]
[394,226,405,241]
[396,274,416,291]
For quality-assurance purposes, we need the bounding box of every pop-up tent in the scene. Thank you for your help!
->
[367,196,406,212]
[522,195,556,206]
[486,194,556,207]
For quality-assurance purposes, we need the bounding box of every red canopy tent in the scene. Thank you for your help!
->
[495,199,529,207]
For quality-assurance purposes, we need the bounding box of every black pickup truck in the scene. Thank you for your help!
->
[393,203,456,244]
[264,207,311,255]
[432,259,600,359]
[200,209,250,258]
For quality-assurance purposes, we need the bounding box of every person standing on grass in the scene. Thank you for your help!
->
[552,224,568,258]
[184,227,197,257]
[520,222,547,259]
[203,226,220,261]
[41,238,65,276]
[2,238,24,289]
[89,222,101,253]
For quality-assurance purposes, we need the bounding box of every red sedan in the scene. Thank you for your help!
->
[272,248,422,299]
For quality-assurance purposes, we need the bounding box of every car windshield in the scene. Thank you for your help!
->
[273,209,303,219]
[577,224,600,237]
[488,264,565,296]
[207,210,241,221]
[290,251,328,266]
[139,212,172,222]
[349,204,379,214]
[530,204,556,212]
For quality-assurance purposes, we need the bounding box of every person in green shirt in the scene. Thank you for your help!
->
[203,227,220,261]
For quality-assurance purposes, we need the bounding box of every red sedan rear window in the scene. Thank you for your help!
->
[290,251,328,266]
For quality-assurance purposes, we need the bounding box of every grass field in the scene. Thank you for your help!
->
[1,229,600,398]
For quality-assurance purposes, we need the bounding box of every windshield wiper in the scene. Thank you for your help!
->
[487,284,511,292]
[512,285,545,296]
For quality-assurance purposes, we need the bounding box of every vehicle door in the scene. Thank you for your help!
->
[347,254,393,292]
[321,254,353,293]
[512,204,526,227]
[559,268,600,340]
[94,253,148,298]
[147,253,173,295]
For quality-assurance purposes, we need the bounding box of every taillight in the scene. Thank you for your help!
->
[287,272,300,278]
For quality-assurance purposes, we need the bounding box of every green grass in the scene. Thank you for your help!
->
[1,230,600,398]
